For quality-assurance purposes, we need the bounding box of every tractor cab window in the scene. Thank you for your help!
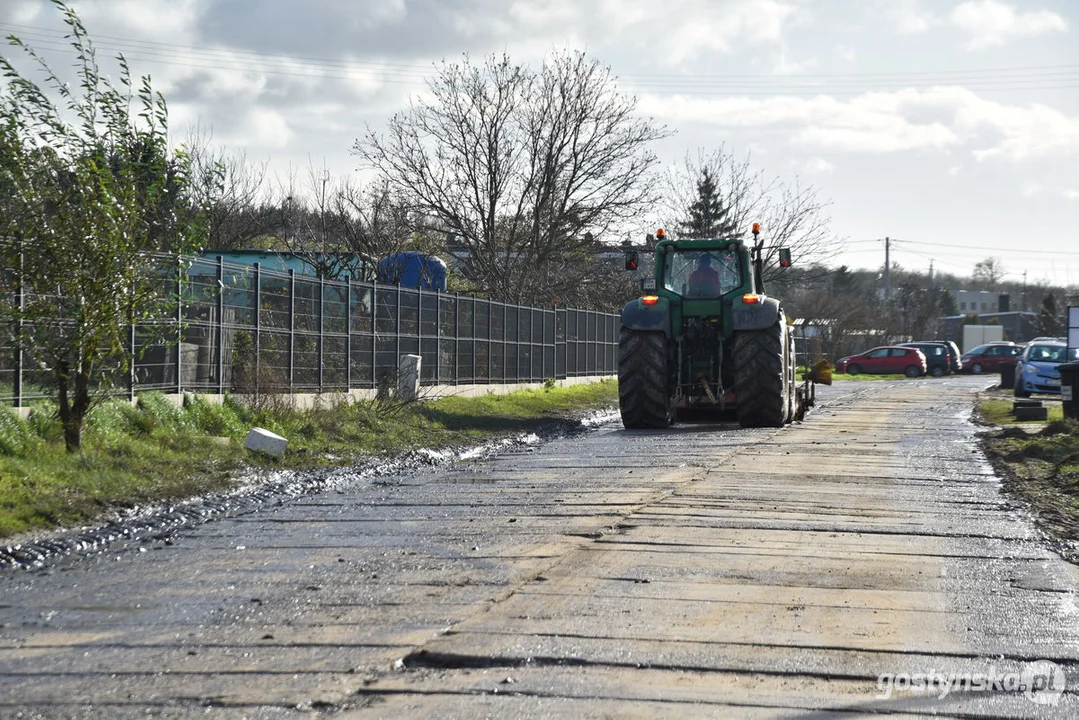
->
[664,250,741,299]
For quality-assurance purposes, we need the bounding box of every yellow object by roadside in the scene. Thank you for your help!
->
[812,359,833,385]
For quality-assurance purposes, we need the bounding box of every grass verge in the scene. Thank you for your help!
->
[976,391,1079,550]
[0,380,618,540]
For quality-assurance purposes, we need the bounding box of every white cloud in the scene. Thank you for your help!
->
[950,0,1067,50]
[803,157,834,173]
[833,45,857,64]
[1062,189,1079,200]
[1023,183,1043,197]
[638,86,1079,161]
[242,108,293,149]
[500,0,803,65]
[78,0,201,45]
[948,165,961,176]
[3,0,43,24]
[878,0,939,34]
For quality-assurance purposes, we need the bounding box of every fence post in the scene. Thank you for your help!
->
[216,256,225,395]
[371,281,377,389]
[435,290,441,385]
[345,275,352,390]
[542,308,548,381]
[395,284,401,381]
[488,301,493,385]
[318,274,325,391]
[471,296,477,385]
[454,293,460,386]
[253,262,261,396]
[287,269,295,391]
[529,306,535,382]
[175,255,183,395]
[127,312,136,403]
[13,239,24,408]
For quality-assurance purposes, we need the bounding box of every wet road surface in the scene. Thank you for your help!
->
[1,376,1077,718]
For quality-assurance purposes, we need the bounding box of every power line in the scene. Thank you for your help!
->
[901,239,1079,257]
[3,22,1077,95]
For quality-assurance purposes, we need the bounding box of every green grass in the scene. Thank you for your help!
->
[981,418,1079,543]
[0,381,619,539]
[979,398,1064,425]
[830,372,908,381]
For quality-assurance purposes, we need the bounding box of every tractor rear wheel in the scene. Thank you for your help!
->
[618,328,675,428]
[734,323,787,428]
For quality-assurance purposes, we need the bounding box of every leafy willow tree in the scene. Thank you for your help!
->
[353,51,668,305]
[0,2,202,451]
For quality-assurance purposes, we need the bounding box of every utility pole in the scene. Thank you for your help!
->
[884,237,891,301]
[1022,270,1028,312]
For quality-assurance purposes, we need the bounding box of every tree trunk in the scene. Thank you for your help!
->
[55,361,92,452]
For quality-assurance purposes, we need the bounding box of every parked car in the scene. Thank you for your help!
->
[898,342,954,377]
[960,342,1020,374]
[1014,339,1079,397]
[924,339,962,372]
[835,346,927,377]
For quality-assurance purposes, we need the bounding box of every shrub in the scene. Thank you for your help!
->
[137,392,196,434]
[86,399,142,445]
[0,409,39,456]
[185,394,246,438]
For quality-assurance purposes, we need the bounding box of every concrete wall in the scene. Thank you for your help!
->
[146,374,615,411]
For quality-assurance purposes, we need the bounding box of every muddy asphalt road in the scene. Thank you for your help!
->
[2,376,1078,718]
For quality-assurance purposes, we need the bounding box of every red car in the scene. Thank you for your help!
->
[835,346,927,377]
[959,342,1021,374]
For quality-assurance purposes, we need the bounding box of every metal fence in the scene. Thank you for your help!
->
[1,256,620,406]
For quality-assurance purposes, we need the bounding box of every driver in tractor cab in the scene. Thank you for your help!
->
[688,253,721,296]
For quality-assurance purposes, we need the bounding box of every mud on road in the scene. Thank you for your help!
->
[1,376,1077,718]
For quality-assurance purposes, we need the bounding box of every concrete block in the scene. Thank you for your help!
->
[398,354,422,402]
[244,427,288,458]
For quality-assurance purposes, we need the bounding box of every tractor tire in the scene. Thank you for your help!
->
[618,328,675,429]
[734,323,787,428]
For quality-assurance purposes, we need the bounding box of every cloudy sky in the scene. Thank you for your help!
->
[2,0,1077,287]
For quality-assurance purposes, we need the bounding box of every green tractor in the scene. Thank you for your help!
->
[618,224,815,429]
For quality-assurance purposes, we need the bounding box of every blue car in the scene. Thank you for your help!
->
[1014,339,1079,397]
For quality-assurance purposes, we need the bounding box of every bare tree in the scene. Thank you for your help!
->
[972,257,1006,290]
[353,51,669,305]
[661,147,840,284]
[332,178,416,260]
[185,129,272,250]
[272,164,421,281]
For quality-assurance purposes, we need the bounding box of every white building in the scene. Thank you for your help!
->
[956,290,1003,314]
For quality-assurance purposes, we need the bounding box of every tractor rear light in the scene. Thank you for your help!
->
[741,293,760,304]
[641,295,659,306]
